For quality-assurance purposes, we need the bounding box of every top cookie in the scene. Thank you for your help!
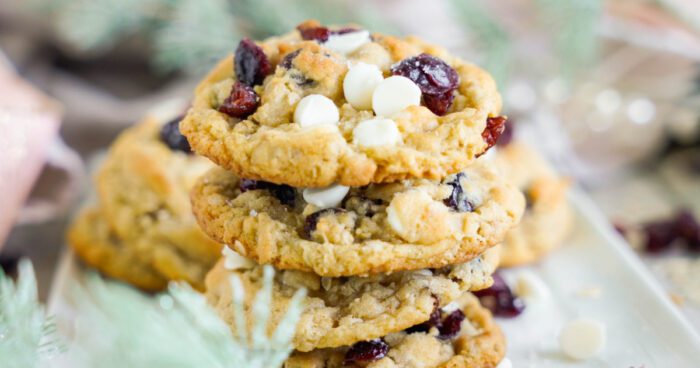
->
[181,20,503,187]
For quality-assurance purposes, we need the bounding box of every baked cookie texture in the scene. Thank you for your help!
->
[284,292,506,368]
[181,20,502,188]
[205,247,498,353]
[493,142,572,267]
[191,161,524,277]
[68,114,221,290]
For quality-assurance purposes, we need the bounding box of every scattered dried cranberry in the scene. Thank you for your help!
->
[674,210,700,250]
[480,116,507,154]
[437,309,466,340]
[643,221,678,253]
[218,82,259,119]
[297,24,358,42]
[443,173,474,212]
[239,179,295,206]
[474,273,525,318]
[343,339,389,365]
[496,119,514,147]
[304,208,346,238]
[159,116,191,153]
[391,53,459,115]
[234,38,272,86]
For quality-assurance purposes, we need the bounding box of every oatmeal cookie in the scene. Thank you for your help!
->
[205,248,498,352]
[181,20,503,187]
[284,292,506,368]
[191,162,524,276]
[492,142,572,267]
[94,113,221,287]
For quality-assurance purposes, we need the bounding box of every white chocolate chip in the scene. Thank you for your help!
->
[221,246,256,271]
[441,301,460,314]
[343,62,384,110]
[324,30,371,55]
[386,204,403,234]
[353,118,402,147]
[372,75,421,117]
[559,318,607,360]
[294,94,339,128]
[496,357,512,368]
[302,184,349,209]
[514,270,551,303]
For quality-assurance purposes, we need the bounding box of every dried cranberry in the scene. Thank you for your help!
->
[297,24,359,42]
[496,119,514,147]
[159,116,191,153]
[218,82,259,118]
[304,208,346,238]
[479,116,507,155]
[674,210,700,250]
[234,38,272,86]
[643,221,678,253]
[391,53,459,96]
[474,273,525,318]
[343,339,388,365]
[437,309,466,340]
[443,173,474,212]
[280,49,301,69]
[422,92,455,116]
[406,298,440,333]
[239,179,295,206]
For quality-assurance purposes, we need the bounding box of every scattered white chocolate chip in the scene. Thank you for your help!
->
[294,94,339,128]
[386,205,404,234]
[343,62,384,110]
[514,270,551,303]
[559,318,607,360]
[353,118,402,147]
[496,357,512,368]
[324,30,371,55]
[372,75,421,117]
[302,184,349,209]
[221,246,256,271]
[441,301,460,314]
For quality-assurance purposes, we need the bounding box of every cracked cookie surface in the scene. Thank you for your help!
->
[205,248,498,353]
[181,20,502,187]
[191,161,524,277]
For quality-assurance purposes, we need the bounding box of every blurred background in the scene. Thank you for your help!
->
[1,0,699,300]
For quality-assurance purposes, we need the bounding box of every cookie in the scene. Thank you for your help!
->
[204,247,499,353]
[191,160,524,277]
[68,207,168,291]
[491,142,572,267]
[284,292,506,368]
[70,112,222,289]
[181,20,503,188]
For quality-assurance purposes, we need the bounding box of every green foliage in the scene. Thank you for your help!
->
[67,265,305,368]
[0,260,63,368]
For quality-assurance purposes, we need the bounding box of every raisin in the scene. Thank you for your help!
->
[218,82,259,119]
[297,24,359,42]
[443,173,474,212]
[480,116,507,154]
[437,310,466,340]
[234,38,272,86]
[159,116,191,153]
[343,339,389,365]
[238,179,295,206]
[643,221,678,253]
[474,273,525,318]
[304,208,346,238]
[674,210,700,250]
[391,53,459,115]
[280,49,301,69]
[423,92,455,116]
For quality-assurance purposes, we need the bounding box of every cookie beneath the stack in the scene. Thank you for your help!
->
[492,141,572,267]
[180,19,504,188]
[67,113,220,290]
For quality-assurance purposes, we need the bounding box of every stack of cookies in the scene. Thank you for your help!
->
[184,21,525,367]
[68,111,220,291]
